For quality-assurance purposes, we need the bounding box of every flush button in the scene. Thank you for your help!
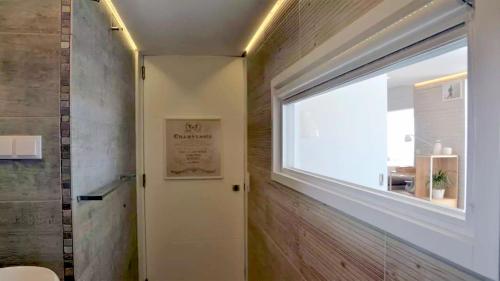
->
[0,137,13,157]
[0,136,42,159]
[16,136,38,156]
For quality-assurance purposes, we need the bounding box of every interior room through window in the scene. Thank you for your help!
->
[283,40,467,210]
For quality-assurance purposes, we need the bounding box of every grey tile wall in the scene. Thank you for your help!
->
[0,0,64,278]
[0,118,61,201]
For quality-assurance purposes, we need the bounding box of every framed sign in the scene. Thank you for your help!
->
[164,117,222,179]
[442,80,464,101]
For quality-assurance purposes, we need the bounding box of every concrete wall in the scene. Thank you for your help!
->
[246,0,486,280]
[0,0,64,278]
[71,0,137,280]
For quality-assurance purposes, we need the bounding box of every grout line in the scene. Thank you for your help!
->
[0,31,61,36]
[0,199,62,203]
[60,0,74,280]
[0,116,61,119]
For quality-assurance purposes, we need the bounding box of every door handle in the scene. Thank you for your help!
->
[232,185,240,192]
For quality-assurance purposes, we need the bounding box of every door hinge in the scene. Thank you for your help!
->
[141,65,146,80]
[142,174,146,188]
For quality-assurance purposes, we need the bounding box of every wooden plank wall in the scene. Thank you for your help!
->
[246,1,486,280]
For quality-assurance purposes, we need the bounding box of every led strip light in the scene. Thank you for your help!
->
[101,0,138,51]
[244,0,286,54]
[414,71,467,87]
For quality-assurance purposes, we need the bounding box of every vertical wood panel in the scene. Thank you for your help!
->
[246,0,487,280]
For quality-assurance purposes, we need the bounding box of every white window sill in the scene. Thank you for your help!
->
[272,169,475,269]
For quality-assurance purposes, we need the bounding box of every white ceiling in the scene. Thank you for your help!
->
[387,47,467,88]
[113,0,274,56]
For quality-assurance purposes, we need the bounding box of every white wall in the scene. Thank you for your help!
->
[288,75,388,190]
[388,85,414,111]
[387,86,415,167]
[468,0,500,277]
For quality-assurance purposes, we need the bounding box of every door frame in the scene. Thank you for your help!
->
[134,54,249,281]
[135,52,147,281]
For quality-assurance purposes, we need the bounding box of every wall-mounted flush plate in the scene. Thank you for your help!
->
[0,137,13,157]
[0,136,42,159]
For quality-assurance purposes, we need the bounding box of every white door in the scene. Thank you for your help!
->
[143,56,246,281]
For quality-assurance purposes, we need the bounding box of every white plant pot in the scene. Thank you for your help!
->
[432,189,445,200]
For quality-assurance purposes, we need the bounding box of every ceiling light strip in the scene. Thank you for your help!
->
[102,0,138,51]
[244,0,286,54]
[414,71,467,88]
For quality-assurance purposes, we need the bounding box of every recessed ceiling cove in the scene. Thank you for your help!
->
[113,0,274,56]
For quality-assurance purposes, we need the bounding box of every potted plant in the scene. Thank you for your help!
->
[429,170,450,200]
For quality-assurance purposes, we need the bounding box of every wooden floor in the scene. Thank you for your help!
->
[246,0,486,280]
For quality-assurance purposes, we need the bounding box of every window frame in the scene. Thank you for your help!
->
[270,0,498,279]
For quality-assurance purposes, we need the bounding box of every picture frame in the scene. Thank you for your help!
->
[442,80,464,101]
[164,117,223,180]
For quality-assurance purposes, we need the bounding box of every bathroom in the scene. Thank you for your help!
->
[0,0,500,281]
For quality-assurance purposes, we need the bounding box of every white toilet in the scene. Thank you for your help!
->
[0,266,59,281]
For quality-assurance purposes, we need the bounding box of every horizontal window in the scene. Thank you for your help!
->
[282,40,467,209]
